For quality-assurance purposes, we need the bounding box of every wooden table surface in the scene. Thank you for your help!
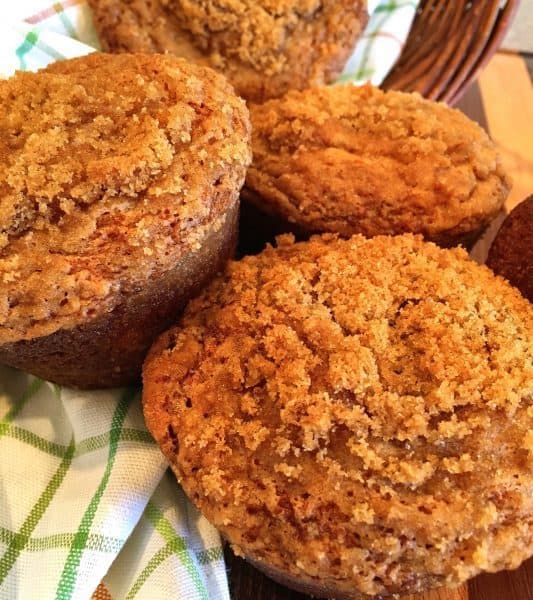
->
[227,51,533,600]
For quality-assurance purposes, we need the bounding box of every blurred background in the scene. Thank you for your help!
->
[503,0,533,55]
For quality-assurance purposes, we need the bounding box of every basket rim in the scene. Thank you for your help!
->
[382,0,522,104]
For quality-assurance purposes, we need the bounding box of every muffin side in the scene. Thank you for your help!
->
[88,0,367,102]
[143,234,533,598]
[0,202,238,388]
[244,85,510,247]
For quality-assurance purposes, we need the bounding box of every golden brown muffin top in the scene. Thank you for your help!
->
[0,53,251,344]
[88,0,367,102]
[144,234,533,597]
[245,85,510,244]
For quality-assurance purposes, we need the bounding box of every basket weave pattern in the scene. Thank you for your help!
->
[383,0,521,104]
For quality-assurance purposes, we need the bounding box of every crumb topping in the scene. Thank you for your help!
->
[144,234,533,596]
[246,85,511,242]
[88,0,367,102]
[0,53,251,342]
[164,0,322,73]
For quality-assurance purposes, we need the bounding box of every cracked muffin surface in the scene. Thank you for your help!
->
[244,85,510,247]
[143,233,533,598]
[0,53,251,387]
[88,0,367,102]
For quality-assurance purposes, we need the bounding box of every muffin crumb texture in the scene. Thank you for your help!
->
[246,85,510,245]
[144,234,533,597]
[0,53,251,343]
[88,0,367,101]
[169,0,334,73]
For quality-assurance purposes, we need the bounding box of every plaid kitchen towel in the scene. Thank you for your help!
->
[0,20,94,77]
[99,473,229,600]
[0,2,422,599]
[339,0,421,85]
[0,367,229,600]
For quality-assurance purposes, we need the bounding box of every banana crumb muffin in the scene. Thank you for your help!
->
[88,0,367,102]
[143,234,533,599]
[243,85,510,250]
[487,195,532,302]
[0,53,251,388]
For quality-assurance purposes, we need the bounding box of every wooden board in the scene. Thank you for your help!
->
[478,51,533,213]
[469,51,533,265]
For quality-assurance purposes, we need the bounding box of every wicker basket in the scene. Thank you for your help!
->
[383,0,521,104]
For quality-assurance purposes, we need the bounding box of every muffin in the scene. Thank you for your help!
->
[242,85,510,252]
[486,195,532,302]
[0,53,251,389]
[88,0,367,102]
[143,234,533,599]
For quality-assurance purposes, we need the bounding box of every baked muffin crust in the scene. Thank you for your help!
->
[88,0,367,102]
[244,85,511,247]
[0,53,251,386]
[144,234,533,598]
